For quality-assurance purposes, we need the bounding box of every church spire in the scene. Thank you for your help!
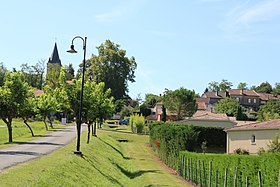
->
[48,42,61,66]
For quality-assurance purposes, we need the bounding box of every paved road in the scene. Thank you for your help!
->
[0,125,84,172]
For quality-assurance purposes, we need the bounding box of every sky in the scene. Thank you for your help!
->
[0,0,280,100]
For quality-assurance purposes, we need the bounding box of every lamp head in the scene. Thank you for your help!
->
[67,44,77,53]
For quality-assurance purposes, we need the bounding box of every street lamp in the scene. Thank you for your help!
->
[67,36,87,155]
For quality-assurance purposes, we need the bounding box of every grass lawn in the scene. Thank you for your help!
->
[0,129,190,187]
[0,119,68,148]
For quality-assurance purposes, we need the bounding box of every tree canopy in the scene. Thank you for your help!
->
[163,87,197,120]
[251,81,273,94]
[258,101,280,121]
[214,97,240,116]
[208,79,233,92]
[86,40,137,100]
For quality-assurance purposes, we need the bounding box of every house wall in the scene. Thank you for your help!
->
[178,119,235,129]
[227,129,280,154]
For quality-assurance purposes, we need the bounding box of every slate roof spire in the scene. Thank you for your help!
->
[48,42,61,66]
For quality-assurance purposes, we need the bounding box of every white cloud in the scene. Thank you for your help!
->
[224,0,280,33]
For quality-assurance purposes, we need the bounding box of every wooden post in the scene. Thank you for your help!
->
[224,168,228,187]
[258,170,262,187]
[246,176,249,187]
[215,170,219,187]
[199,160,202,187]
[195,160,198,184]
[234,167,238,187]
[203,161,206,187]
[209,161,212,187]
[278,170,280,187]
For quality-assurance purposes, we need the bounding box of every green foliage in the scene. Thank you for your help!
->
[214,97,240,116]
[143,93,161,108]
[208,79,233,92]
[237,82,248,90]
[46,63,61,88]
[129,114,145,133]
[163,87,197,120]
[0,62,7,86]
[0,71,31,142]
[86,40,137,100]
[180,151,280,186]
[64,63,75,80]
[267,133,280,153]
[258,100,280,121]
[149,122,199,169]
[236,106,248,120]
[251,81,273,93]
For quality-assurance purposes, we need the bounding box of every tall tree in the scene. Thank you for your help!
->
[65,63,75,80]
[46,63,61,88]
[237,82,248,90]
[251,81,273,93]
[208,81,220,92]
[219,79,233,92]
[163,87,197,120]
[273,83,280,95]
[258,101,280,121]
[0,62,7,86]
[0,71,30,142]
[86,40,137,100]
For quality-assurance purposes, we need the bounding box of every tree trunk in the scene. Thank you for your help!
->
[92,121,97,137]
[2,117,13,143]
[43,117,48,131]
[24,119,34,137]
[87,123,91,144]
[47,116,53,128]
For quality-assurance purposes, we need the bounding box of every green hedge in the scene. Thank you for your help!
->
[179,151,280,186]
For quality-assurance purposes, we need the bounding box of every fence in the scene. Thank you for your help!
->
[178,155,280,187]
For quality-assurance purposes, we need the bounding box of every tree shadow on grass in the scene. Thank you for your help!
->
[98,138,132,160]
[5,141,63,146]
[82,155,124,187]
[112,162,159,179]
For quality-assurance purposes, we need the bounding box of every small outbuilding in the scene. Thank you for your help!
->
[225,120,280,154]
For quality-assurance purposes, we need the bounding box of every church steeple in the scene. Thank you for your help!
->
[48,42,61,66]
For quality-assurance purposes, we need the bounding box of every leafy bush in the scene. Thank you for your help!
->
[129,114,145,133]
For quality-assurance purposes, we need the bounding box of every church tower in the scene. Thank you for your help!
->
[46,42,62,88]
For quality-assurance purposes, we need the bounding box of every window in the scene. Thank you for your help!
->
[251,135,256,144]
[248,98,251,103]
[236,97,239,101]
[254,98,257,103]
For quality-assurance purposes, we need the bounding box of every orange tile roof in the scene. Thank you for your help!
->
[228,89,258,97]
[226,120,280,131]
[192,111,229,120]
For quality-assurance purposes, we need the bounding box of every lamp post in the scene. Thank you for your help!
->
[67,36,87,155]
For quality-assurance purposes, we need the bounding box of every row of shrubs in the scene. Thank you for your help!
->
[149,122,226,169]
[180,151,280,186]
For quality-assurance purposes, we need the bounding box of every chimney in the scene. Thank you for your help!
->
[216,91,219,97]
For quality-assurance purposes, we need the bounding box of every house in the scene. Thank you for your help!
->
[257,92,280,105]
[228,89,260,111]
[225,120,280,154]
[177,110,236,129]
[201,91,227,112]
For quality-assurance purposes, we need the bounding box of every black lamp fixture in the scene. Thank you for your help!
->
[67,36,87,155]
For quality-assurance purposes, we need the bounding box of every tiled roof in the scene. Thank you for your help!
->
[257,93,279,101]
[228,89,258,97]
[226,120,280,131]
[196,97,209,103]
[191,111,229,120]
[203,91,226,99]
[34,89,44,96]
[197,102,206,110]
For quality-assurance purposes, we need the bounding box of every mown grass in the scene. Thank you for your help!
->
[0,130,189,187]
[0,119,68,148]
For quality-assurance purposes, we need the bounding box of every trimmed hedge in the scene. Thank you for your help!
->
[179,151,280,186]
[149,122,227,169]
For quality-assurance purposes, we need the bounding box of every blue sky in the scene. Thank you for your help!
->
[0,0,280,99]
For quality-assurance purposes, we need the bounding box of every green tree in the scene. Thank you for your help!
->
[46,63,61,88]
[0,71,30,142]
[86,40,137,100]
[237,82,248,90]
[65,63,75,80]
[267,133,280,153]
[214,97,240,116]
[143,94,161,108]
[0,62,7,86]
[272,83,280,95]
[163,87,197,120]
[208,81,220,92]
[219,79,233,92]
[258,101,280,121]
[252,81,273,93]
